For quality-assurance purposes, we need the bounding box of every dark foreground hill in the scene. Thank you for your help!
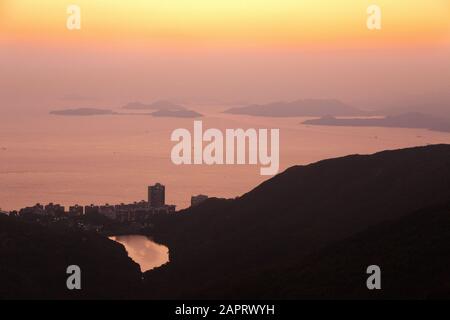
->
[177,201,450,299]
[0,216,141,299]
[273,201,450,299]
[143,144,450,299]
[1,145,450,299]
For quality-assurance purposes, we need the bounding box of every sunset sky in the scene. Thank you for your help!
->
[1,1,450,211]
[1,0,449,46]
[0,1,449,109]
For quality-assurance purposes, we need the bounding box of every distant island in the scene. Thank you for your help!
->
[60,94,96,101]
[376,92,450,119]
[302,112,450,132]
[224,99,364,117]
[50,107,203,118]
[50,108,116,116]
[123,100,186,111]
[151,109,203,118]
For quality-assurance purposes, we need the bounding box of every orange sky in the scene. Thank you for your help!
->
[0,1,449,108]
[0,0,449,47]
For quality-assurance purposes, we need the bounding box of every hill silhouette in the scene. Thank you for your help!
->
[0,216,141,299]
[170,201,450,299]
[2,145,450,299]
[142,144,450,298]
[270,201,450,299]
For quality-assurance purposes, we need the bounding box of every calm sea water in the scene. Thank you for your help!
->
[109,235,169,272]
[1,105,450,211]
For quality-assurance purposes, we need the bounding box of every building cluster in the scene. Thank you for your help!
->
[16,183,177,222]
[9,183,210,223]
[84,200,176,222]
[19,203,65,217]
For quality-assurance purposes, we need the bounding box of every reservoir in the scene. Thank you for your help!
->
[109,235,169,272]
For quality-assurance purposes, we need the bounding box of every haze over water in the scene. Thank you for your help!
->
[1,1,449,212]
[1,105,449,211]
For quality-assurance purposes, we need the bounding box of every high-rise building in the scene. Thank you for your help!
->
[148,183,165,208]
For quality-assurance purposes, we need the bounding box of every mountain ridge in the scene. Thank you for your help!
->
[142,144,450,298]
[2,144,450,299]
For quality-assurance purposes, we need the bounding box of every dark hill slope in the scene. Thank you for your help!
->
[284,202,450,299]
[0,216,141,299]
[259,201,450,299]
[169,201,450,299]
[144,145,450,298]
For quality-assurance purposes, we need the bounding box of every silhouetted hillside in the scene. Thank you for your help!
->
[143,145,450,298]
[2,145,450,299]
[273,201,450,299]
[0,216,141,299]
[184,201,450,299]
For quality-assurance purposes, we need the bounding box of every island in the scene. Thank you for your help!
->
[49,106,203,118]
[302,112,450,132]
[224,99,364,117]
[123,100,186,111]
[151,109,203,118]
[50,108,116,116]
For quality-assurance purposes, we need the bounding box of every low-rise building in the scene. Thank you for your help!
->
[69,204,84,217]
[19,203,45,216]
[85,204,99,215]
[154,205,176,214]
[191,194,209,207]
[99,204,116,220]
[44,203,65,216]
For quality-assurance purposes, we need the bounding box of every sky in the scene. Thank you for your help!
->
[1,1,450,211]
[0,0,449,109]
